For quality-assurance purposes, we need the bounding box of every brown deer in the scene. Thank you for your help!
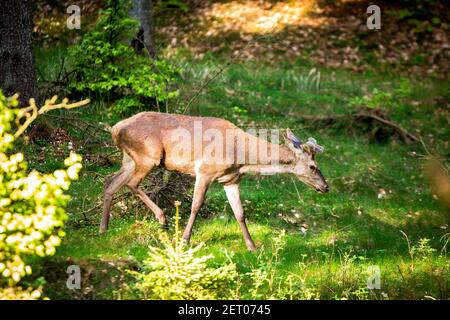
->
[100,112,329,251]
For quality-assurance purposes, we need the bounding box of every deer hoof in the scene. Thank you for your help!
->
[160,224,169,230]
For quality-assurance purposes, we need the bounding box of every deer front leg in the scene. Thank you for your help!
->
[182,175,211,243]
[128,186,167,226]
[224,184,256,251]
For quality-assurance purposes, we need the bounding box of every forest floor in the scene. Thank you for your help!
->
[22,0,450,299]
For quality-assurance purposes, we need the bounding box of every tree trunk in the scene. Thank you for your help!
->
[0,0,37,106]
[130,0,157,59]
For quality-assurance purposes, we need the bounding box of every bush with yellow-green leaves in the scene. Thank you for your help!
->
[0,91,84,299]
[127,202,238,300]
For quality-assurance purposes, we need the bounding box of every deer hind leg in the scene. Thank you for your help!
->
[100,153,135,234]
[224,183,256,251]
[126,158,167,226]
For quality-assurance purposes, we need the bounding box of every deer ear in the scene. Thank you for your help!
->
[285,129,302,150]
[305,137,324,154]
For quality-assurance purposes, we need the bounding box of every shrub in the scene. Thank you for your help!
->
[69,0,180,117]
[0,92,83,299]
[128,202,237,299]
[411,238,436,260]
[349,78,412,111]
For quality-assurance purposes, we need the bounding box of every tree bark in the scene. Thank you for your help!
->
[130,0,157,59]
[0,0,37,106]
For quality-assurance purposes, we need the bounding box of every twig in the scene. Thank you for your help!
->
[14,95,90,137]
[400,230,414,271]
[182,61,231,114]
[182,32,277,115]
[357,111,419,143]
[44,114,112,134]
[396,265,406,281]
[267,105,419,143]
[56,55,67,87]
[290,177,302,200]
[440,233,450,256]
[81,191,133,216]
[132,35,157,60]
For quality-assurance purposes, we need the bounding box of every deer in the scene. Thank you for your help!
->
[100,112,329,251]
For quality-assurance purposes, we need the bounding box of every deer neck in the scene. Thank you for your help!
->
[239,162,294,175]
[238,132,297,175]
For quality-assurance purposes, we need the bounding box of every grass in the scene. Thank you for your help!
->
[21,46,450,300]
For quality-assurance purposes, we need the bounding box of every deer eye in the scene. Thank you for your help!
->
[309,165,316,171]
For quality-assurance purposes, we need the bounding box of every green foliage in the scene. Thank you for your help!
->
[395,0,438,22]
[0,92,82,299]
[69,0,179,116]
[411,238,436,260]
[349,78,413,110]
[286,67,321,92]
[156,0,189,13]
[394,78,413,98]
[244,230,287,299]
[128,204,237,299]
[349,89,392,110]
[237,232,373,300]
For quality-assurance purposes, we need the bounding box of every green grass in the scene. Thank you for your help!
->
[22,47,450,300]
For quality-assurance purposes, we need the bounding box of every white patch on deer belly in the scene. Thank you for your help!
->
[194,160,202,175]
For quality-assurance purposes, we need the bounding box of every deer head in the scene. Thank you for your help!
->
[285,129,329,193]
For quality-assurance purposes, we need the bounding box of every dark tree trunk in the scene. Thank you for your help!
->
[0,0,37,106]
[130,0,157,59]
